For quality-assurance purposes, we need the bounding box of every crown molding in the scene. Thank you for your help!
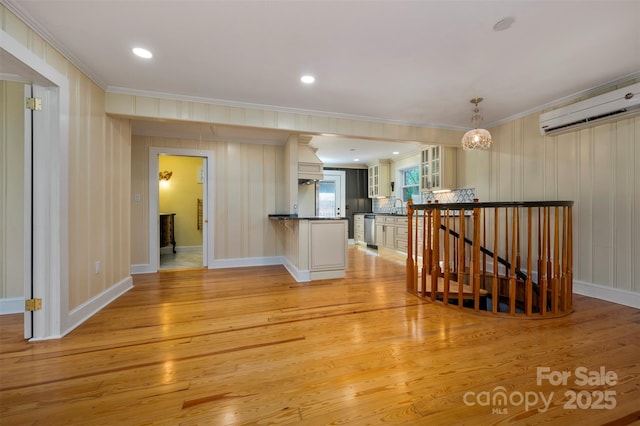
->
[3,0,107,89]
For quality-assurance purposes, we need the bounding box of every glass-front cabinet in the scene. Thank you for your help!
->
[368,159,391,198]
[420,145,457,192]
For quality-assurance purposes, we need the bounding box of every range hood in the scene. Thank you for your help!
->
[298,140,323,184]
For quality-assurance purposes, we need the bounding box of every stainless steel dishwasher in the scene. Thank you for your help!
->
[364,214,377,248]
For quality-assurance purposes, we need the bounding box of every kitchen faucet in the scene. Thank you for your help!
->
[393,198,405,215]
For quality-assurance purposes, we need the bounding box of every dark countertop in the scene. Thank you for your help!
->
[354,212,406,216]
[354,211,472,217]
[269,214,348,221]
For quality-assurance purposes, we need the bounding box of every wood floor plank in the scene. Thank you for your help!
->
[1,246,639,425]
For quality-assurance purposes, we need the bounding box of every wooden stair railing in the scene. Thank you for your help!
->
[406,199,574,318]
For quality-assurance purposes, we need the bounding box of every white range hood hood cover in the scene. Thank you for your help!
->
[298,142,323,181]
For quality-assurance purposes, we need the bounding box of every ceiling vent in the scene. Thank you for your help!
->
[539,83,640,136]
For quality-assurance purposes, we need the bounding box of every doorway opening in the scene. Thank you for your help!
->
[318,170,346,217]
[1,34,70,340]
[158,155,205,270]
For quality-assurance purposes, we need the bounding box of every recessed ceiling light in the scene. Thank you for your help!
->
[301,75,315,84]
[132,47,153,59]
[354,158,360,162]
[392,151,400,155]
[493,17,515,31]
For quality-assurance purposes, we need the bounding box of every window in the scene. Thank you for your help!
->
[401,167,419,202]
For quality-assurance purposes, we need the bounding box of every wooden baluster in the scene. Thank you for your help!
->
[568,206,573,310]
[473,203,481,311]
[537,207,542,287]
[492,208,499,313]
[406,200,414,292]
[552,206,560,314]
[540,207,548,316]
[431,206,441,301]
[421,210,427,295]
[457,208,465,308]
[415,208,421,293]
[547,207,552,296]
[425,203,432,292]
[516,208,522,272]
[509,207,518,315]
[561,206,568,312]
[443,209,450,305]
[505,207,509,273]
[482,206,487,290]
[526,207,533,316]
[452,210,458,277]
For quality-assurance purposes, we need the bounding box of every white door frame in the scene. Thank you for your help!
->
[148,147,215,272]
[1,29,70,340]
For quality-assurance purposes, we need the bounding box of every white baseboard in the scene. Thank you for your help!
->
[63,276,134,336]
[0,297,25,315]
[131,263,155,274]
[573,280,640,309]
[208,256,283,269]
[283,257,310,282]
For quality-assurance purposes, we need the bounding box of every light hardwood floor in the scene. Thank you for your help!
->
[1,246,639,425]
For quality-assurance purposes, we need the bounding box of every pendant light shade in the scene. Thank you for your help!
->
[461,98,493,150]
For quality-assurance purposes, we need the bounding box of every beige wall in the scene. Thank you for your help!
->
[2,5,132,312]
[458,113,640,294]
[158,155,204,248]
[131,135,284,266]
[0,80,25,299]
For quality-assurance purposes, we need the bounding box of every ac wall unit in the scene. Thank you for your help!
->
[539,82,640,136]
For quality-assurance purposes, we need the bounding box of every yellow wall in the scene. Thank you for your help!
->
[1,5,132,311]
[158,155,204,248]
[458,112,640,294]
[0,80,25,299]
[131,135,284,266]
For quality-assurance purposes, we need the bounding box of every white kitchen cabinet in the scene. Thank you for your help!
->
[375,222,385,247]
[368,159,391,198]
[374,215,400,251]
[420,145,457,192]
[271,218,348,281]
[354,214,365,244]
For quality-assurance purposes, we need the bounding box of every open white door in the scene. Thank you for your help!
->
[200,158,208,267]
[23,84,33,339]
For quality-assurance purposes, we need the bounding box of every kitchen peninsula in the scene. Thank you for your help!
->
[269,215,348,282]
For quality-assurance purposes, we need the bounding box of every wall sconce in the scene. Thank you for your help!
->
[159,171,173,181]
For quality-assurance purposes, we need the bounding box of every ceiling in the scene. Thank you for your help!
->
[4,0,640,165]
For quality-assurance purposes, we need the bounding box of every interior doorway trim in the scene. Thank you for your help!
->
[1,28,70,340]
[147,147,215,272]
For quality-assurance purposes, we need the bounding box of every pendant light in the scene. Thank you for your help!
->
[461,97,493,150]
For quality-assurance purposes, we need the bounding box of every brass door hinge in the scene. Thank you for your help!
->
[25,298,42,311]
[26,97,42,111]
